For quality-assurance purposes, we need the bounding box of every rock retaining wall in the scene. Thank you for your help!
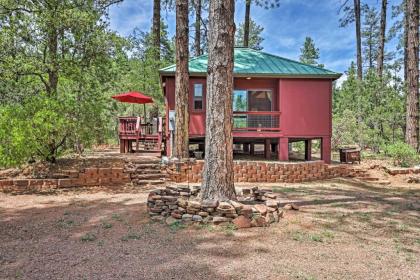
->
[0,167,131,193]
[384,166,420,175]
[148,185,285,228]
[0,159,168,193]
[166,160,359,183]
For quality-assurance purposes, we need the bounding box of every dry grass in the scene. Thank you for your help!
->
[1,179,419,280]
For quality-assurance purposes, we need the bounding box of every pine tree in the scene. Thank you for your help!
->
[405,0,419,150]
[362,5,380,70]
[377,0,387,78]
[175,0,190,158]
[235,19,264,50]
[152,0,161,60]
[299,37,323,67]
[201,0,236,201]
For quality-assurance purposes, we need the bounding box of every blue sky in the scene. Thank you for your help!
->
[109,0,401,81]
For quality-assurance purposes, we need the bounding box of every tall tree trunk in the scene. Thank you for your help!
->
[47,27,59,96]
[377,0,387,78]
[243,0,251,47]
[201,0,236,201]
[175,0,189,158]
[405,0,419,150]
[152,0,161,60]
[404,0,408,81]
[194,0,202,56]
[354,0,363,80]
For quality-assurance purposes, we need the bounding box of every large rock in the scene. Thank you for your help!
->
[284,203,299,210]
[192,215,203,222]
[177,198,188,208]
[188,200,201,209]
[198,211,209,217]
[230,200,244,211]
[265,200,279,209]
[265,193,278,199]
[240,205,253,218]
[171,212,182,219]
[212,216,231,224]
[161,195,177,202]
[201,199,219,208]
[217,202,236,214]
[251,216,267,227]
[181,214,192,221]
[254,204,267,215]
[233,216,252,228]
[218,201,233,209]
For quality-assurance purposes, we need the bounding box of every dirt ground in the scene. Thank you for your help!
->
[1,179,419,280]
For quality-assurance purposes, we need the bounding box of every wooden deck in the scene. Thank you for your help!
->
[118,116,163,154]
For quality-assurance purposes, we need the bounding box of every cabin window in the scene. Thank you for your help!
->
[233,90,272,111]
[233,89,273,129]
[193,84,203,110]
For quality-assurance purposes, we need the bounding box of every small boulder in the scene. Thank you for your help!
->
[284,203,299,210]
[233,216,252,229]
[251,216,267,227]
[240,205,253,218]
[230,200,244,211]
[265,193,278,199]
[198,211,209,217]
[212,216,231,224]
[265,200,279,209]
[192,215,203,222]
[177,198,188,208]
[201,199,219,208]
[171,212,182,219]
[254,204,268,215]
[188,200,202,209]
[181,214,192,221]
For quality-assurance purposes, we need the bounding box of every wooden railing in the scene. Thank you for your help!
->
[118,116,163,153]
[233,111,281,132]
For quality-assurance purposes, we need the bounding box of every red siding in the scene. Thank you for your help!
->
[163,76,332,139]
[279,79,332,137]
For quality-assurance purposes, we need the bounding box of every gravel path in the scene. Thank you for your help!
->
[1,180,419,280]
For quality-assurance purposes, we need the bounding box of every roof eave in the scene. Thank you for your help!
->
[159,71,342,80]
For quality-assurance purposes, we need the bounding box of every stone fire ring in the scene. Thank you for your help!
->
[147,185,293,229]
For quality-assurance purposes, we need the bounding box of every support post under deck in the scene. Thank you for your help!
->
[305,139,312,161]
[278,137,289,161]
[321,137,331,164]
[264,139,271,159]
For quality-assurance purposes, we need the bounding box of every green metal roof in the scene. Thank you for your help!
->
[159,47,341,79]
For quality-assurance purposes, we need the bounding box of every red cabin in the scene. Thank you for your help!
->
[159,48,341,163]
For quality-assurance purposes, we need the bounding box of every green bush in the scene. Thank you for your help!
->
[383,142,419,167]
[0,96,70,167]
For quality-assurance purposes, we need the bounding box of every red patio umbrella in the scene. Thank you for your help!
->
[112,91,153,120]
[111,91,153,104]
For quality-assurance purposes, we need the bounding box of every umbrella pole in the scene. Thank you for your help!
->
[143,104,146,123]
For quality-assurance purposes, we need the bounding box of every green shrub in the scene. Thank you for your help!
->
[384,142,418,167]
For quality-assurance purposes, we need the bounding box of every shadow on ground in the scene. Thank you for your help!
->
[0,179,419,280]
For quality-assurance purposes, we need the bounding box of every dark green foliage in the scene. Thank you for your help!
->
[299,37,323,67]
[235,19,264,50]
[0,1,173,167]
[333,63,405,152]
